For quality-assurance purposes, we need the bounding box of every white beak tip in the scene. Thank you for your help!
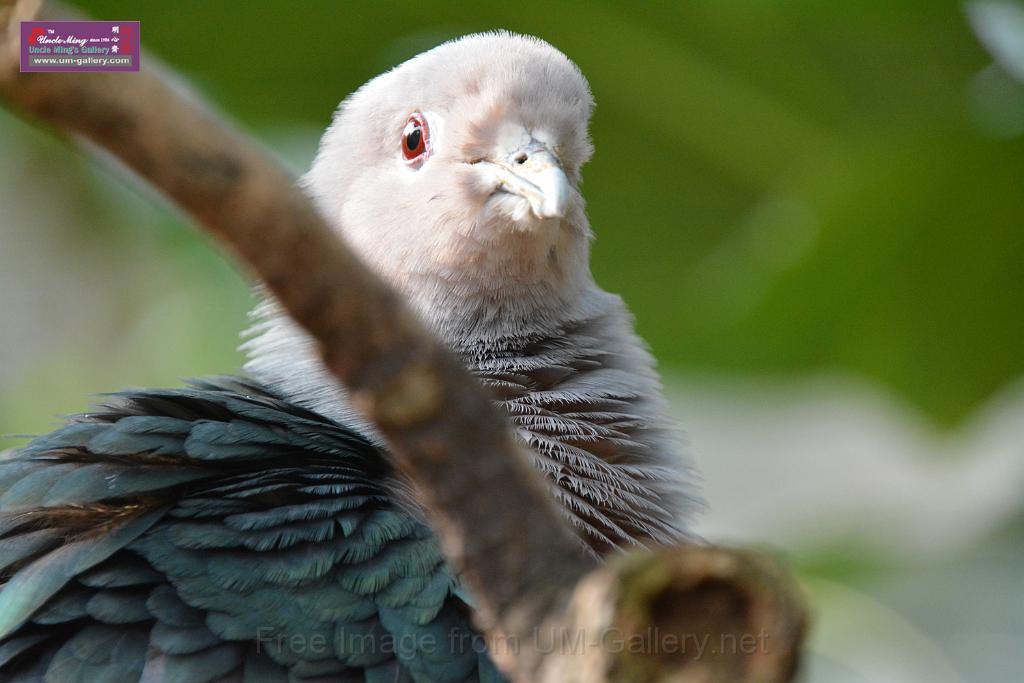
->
[523,163,570,221]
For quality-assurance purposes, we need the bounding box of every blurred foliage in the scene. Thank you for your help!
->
[3,0,1023,435]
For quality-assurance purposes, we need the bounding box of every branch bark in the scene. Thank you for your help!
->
[0,2,807,681]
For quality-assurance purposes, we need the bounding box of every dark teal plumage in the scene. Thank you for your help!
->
[0,378,504,682]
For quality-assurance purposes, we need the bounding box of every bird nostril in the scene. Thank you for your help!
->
[514,152,528,165]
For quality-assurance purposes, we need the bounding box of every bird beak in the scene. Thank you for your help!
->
[475,143,570,220]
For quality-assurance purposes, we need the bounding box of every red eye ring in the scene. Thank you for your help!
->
[401,113,429,165]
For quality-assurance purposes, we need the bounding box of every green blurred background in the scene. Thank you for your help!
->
[2,2,1023,681]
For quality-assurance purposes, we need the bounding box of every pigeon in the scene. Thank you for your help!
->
[0,32,700,682]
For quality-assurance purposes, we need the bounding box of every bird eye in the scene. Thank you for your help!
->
[401,113,429,166]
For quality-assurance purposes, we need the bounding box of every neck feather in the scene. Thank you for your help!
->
[242,284,699,553]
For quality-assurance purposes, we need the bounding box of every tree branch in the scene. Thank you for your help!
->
[0,2,807,681]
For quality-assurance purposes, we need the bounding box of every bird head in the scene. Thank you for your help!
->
[248,34,700,548]
[303,32,597,334]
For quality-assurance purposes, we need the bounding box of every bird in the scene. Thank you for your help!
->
[0,32,700,682]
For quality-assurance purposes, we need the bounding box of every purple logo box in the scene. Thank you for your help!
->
[21,21,140,73]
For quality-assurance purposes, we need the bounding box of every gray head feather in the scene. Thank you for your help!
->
[244,32,701,553]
